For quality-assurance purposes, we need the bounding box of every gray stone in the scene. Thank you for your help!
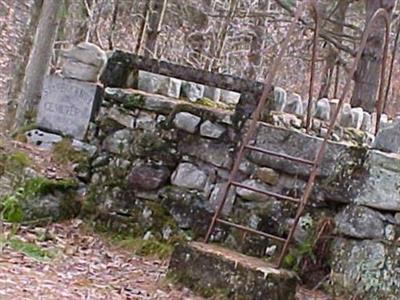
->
[335,205,385,239]
[329,99,340,121]
[60,42,107,82]
[339,103,353,128]
[173,112,201,134]
[255,167,280,186]
[171,163,208,191]
[169,242,297,300]
[354,150,400,211]
[351,107,364,129]
[168,78,182,98]
[284,93,303,115]
[373,122,400,153]
[203,86,221,102]
[361,111,372,132]
[331,239,400,299]
[102,129,133,156]
[71,140,97,157]
[273,87,287,112]
[107,106,135,128]
[199,120,226,139]
[209,183,236,215]
[220,90,241,105]
[37,75,102,140]
[236,179,271,201]
[128,162,171,190]
[181,82,205,102]
[248,123,360,178]
[314,98,330,121]
[178,137,233,169]
[135,111,156,131]
[25,129,62,150]
[138,71,182,98]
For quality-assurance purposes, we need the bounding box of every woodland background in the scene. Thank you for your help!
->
[0,0,399,126]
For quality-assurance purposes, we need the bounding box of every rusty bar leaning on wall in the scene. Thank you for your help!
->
[276,8,392,268]
[305,2,321,132]
[204,1,315,244]
[383,18,400,112]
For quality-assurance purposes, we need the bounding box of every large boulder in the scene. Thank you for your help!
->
[373,122,400,154]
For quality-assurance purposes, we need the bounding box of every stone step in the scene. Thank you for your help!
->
[168,242,297,300]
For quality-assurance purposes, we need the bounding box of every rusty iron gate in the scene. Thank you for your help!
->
[204,0,391,269]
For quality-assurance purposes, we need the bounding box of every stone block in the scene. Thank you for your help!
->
[169,242,297,300]
[138,71,182,98]
[330,239,400,299]
[334,205,385,239]
[128,162,170,190]
[171,163,208,191]
[220,90,241,105]
[236,179,271,201]
[361,111,372,132]
[256,167,280,186]
[204,86,221,102]
[200,120,226,139]
[353,150,400,211]
[209,183,236,215]
[284,93,303,115]
[248,123,361,178]
[339,103,353,128]
[314,98,330,121]
[60,42,107,82]
[173,112,201,134]
[373,122,400,153]
[273,87,287,112]
[37,75,103,140]
[351,107,364,130]
[181,82,204,102]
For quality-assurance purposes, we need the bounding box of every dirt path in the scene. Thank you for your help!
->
[0,220,204,300]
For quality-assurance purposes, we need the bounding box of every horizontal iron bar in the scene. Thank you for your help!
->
[232,181,301,204]
[216,218,286,243]
[245,145,315,165]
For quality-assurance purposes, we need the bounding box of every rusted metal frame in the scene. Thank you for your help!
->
[305,1,321,132]
[383,18,400,112]
[276,8,392,268]
[374,12,391,135]
[216,218,287,243]
[231,181,301,204]
[245,144,315,165]
[333,63,340,99]
[204,2,310,244]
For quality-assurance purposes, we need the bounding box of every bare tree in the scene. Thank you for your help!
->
[4,0,43,131]
[14,0,62,128]
[143,0,168,58]
[351,0,396,112]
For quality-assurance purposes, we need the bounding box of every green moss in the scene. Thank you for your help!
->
[197,98,233,110]
[11,123,37,142]
[114,237,174,259]
[7,237,56,260]
[20,177,78,198]
[123,94,145,110]
[52,139,88,164]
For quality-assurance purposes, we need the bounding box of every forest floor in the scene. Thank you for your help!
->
[0,220,204,300]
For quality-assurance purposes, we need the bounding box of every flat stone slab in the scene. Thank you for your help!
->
[37,75,103,140]
[169,242,297,300]
[248,123,364,178]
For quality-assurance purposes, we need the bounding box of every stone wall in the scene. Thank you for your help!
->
[27,50,400,299]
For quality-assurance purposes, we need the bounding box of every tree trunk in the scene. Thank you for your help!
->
[143,0,168,58]
[351,0,395,112]
[135,0,151,54]
[14,0,62,129]
[4,0,43,131]
[244,0,269,80]
[108,0,120,50]
[209,0,238,72]
[318,0,350,99]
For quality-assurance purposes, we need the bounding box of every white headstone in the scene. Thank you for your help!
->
[36,75,102,140]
